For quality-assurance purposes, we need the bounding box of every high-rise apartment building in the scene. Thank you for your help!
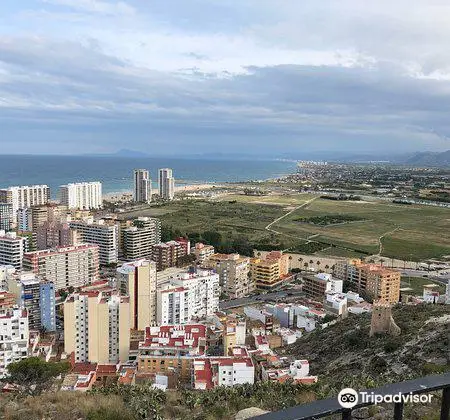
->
[334,259,400,304]
[36,220,75,250]
[0,307,29,378]
[250,251,290,290]
[19,204,68,232]
[0,185,50,218]
[133,169,152,203]
[203,253,252,299]
[64,291,130,364]
[116,259,157,330]
[152,241,186,271]
[122,217,161,261]
[59,182,102,210]
[69,218,119,265]
[158,168,175,200]
[157,269,220,325]
[7,273,56,331]
[0,204,13,232]
[0,231,26,269]
[23,244,99,290]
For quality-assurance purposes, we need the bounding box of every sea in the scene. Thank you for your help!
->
[0,155,297,198]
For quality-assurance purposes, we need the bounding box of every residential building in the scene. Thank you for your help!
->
[59,182,102,210]
[64,291,130,364]
[137,324,207,382]
[23,244,99,290]
[334,259,401,304]
[133,169,152,204]
[260,358,318,385]
[0,266,15,289]
[116,260,157,330]
[303,273,343,301]
[26,203,68,231]
[0,204,13,232]
[223,319,246,355]
[157,269,220,325]
[250,251,290,290]
[0,290,17,314]
[36,220,75,250]
[203,253,252,298]
[0,307,29,378]
[243,307,274,334]
[192,243,215,264]
[7,273,56,331]
[158,168,175,200]
[69,218,119,265]
[324,293,348,317]
[152,241,186,271]
[193,347,254,390]
[123,217,161,261]
[0,185,50,219]
[175,237,191,255]
[0,231,26,269]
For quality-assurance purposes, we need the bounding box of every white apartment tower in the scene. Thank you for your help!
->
[69,218,119,265]
[59,182,102,210]
[0,231,26,270]
[158,168,175,200]
[23,244,99,290]
[133,169,152,203]
[157,269,220,325]
[0,185,50,217]
[64,292,130,364]
[0,307,29,378]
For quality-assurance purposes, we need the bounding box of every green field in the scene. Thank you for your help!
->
[401,277,446,295]
[118,194,450,261]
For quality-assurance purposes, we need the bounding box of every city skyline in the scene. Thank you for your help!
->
[1,1,450,155]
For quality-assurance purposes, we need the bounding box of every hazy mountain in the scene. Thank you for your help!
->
[405,150,450,167]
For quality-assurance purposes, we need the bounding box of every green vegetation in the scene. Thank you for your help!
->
[293,214,365,226]
[401,276,446,295]
[4,357,69,396]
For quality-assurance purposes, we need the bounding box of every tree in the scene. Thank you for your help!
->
[6,357,69,396]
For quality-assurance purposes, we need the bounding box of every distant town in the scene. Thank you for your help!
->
[0,163,448,419]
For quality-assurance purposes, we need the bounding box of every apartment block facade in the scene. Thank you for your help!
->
[158,168,175,201]
[250,251,290,290]
[69,218,119,265]
[133,169,152,203]
[23,244,99,290]
[0,204,13,232]
[64,291,130,364]
[123,217,161,260]
[116,259,157,330]
[0,231,26,269]
[0,185,50,218]
[157,269,220,325]
[334,259,401,303]
[152,241,186,271]
[0,307,29,378]
[192,243,215,264]
[203,253,252,298]
[59,182,102,210]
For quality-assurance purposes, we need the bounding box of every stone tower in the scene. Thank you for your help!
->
[369,301,401,337]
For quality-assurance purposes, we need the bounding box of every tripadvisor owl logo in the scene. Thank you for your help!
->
[338,388,359,409]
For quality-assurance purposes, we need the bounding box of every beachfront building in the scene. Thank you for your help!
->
[23,244,99,290]
[123,217,161,261]
[0,231,26,270]
[7,272,56,331]
[116,260,157,330]
[0,307,29,378]
[64,291,130,364]
[133,169,152,204]
[158,168,175,200]
[250,251,291,290]
[334,259,401,304]
[69,218,119,265]
[0,185,50,219]
[203,253,252,299]
[192,243,215,264]
[157,269,220,325]
[59,182,102,210]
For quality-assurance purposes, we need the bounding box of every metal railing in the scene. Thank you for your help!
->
[252,373,450,420]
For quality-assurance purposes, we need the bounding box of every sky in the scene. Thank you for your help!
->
[1,1,450,156]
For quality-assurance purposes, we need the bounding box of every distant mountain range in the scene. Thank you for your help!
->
[404,150,450,167]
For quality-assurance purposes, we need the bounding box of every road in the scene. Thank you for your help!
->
[400,269,450,286]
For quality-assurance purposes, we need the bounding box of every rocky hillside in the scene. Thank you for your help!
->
[283,304,449,391]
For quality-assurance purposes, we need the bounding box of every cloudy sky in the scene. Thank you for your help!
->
[1,0,450,156]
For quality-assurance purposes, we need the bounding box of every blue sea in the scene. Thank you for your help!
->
[0,155,296,198]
